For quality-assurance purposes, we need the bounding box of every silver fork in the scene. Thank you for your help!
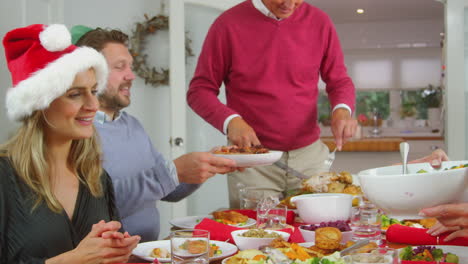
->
[324,147,337,171]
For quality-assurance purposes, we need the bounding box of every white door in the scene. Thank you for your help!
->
[168,0,243,218]
[444,0,468,159]
[0,0,63,141]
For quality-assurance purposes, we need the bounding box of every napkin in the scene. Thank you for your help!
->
[386,224,468,246]
[195,218,243,242]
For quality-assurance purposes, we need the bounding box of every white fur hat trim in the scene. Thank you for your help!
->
[6,47,108,121]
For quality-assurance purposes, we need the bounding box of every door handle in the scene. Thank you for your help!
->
[171,137,184,147]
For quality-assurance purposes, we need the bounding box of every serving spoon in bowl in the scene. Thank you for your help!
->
[400,142,409,175]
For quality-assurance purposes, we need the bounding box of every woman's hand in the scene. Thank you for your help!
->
[420,203,468,241]
[408,148,449,168]
[46,220,140,264]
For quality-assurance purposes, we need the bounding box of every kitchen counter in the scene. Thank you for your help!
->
[321,137,404,152]
[320,125,443,138]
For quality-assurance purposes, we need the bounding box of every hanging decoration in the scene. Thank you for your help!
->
[129,14,194,87]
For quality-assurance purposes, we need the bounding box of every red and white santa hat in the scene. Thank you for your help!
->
[2,24,108,121]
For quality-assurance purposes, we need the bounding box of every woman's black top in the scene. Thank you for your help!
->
[0,156,120,263]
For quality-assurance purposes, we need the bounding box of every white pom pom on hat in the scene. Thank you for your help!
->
[39,24,72,52]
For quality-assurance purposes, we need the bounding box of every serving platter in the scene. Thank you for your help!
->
[214,151,282,167]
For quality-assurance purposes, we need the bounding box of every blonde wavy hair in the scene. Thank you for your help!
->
[0,111,103,212]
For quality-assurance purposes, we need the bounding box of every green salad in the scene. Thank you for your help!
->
[399,246,459,263]
[292,252,345,264]
[417,163,468,174]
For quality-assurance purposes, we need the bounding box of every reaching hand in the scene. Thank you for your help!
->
[174,152,238,184]
[419,203,468,241]
[408,148,449,168]
[426,221,462,237]
[227,117,261,148]
[330,108,357,150]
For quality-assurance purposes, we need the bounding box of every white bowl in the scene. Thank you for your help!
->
[231,229,290,250]
[298,225,353,243]
[358,161,468,220]
[290,193,353,224]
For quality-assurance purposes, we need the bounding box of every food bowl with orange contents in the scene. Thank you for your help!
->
[231,229,290,250]
[299,220,353,243]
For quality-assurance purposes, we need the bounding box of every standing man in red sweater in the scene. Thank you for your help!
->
[187,0,357,207]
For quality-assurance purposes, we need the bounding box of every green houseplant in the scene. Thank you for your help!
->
[421,84,442,108]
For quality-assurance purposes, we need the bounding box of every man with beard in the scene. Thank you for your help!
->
[72,26,238,242]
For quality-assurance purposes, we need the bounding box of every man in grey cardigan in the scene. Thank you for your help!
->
[73,26,238,242]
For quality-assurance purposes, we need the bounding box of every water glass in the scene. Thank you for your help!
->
[170,229,210,264]
[257,204,287,229]
[343,247,399,264]
[239,187,265,209]
[350,202,382,242]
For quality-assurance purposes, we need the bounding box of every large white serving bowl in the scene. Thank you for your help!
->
[290,193,353,224]
[358,161,468,220]
[231,229,290,251]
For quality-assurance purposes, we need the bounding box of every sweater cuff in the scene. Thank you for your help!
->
[332,103,352,115]
[167,160,179,185]
[223,114,241,135]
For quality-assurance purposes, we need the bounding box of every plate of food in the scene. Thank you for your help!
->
[398,245,466,263]
[380,214,437,233]
[213,145,282,167]
[169,215,213,229]
[212,210,257,228]
[132,240,238,262]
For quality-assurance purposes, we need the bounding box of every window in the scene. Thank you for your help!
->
[318,47,443,127]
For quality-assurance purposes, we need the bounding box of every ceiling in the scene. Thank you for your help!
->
[305,0,444,24]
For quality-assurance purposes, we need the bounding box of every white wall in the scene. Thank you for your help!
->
[184,4,231,215]
[336,19,444,50]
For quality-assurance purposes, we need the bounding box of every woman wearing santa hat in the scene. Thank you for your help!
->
[0,24,140,263]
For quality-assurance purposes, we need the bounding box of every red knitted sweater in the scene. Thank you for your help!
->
[187,0,355,151]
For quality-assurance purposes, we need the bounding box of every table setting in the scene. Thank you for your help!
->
[129,144,468,264]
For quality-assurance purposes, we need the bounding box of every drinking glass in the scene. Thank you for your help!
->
[170,229,210,264]
[343,247,399,264]
[257,203,287,229]
[350,202,382,242]
[239,187,265,209]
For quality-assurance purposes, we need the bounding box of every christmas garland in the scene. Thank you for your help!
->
[129,14,194,87]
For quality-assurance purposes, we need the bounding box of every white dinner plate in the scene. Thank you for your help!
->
[229,217,257,228]
[169,215,256,229]
[132,240,238,262]
[169,215,213,229]
[214,151,283,167]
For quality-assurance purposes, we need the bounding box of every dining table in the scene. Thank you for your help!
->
[126,209,453,264]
